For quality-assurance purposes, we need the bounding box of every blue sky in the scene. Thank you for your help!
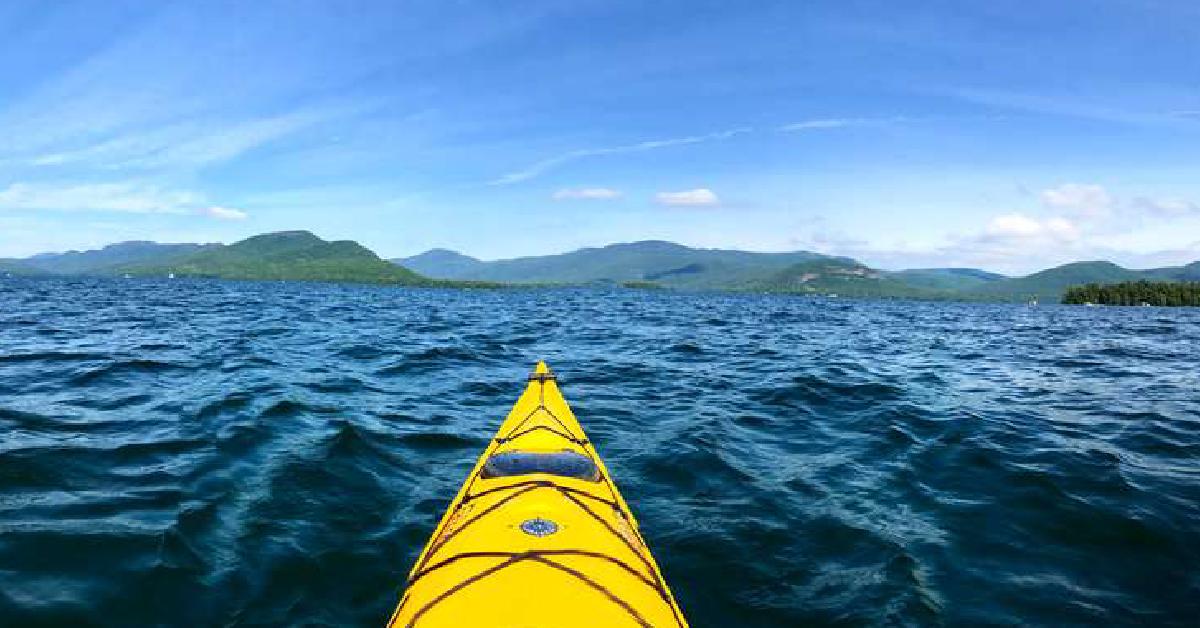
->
[1,0,1198,273]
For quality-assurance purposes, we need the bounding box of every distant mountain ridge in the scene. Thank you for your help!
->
[2,231,454,286]
[22,241,219,275]
[116,231,437,285]
[393,240,841,290]
[394,240,958,295]
[395,241,1200,302]
[0,259,44,276]
[400,248,485,277]
[890,268,1007,292]
[6,234,1197,301]
[753,258,938,298]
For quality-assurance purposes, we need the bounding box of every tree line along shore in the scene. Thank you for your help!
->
[1062,280,1200,307]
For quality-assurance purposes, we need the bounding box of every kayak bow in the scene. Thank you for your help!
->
[387,362,688,627]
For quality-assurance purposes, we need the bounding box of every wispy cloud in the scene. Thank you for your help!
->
[946,88,1200,126]
[1130,196,1200,218]
[552,187,621,200]
[0,182,198,214]
[196,206,249,220]
[655,188,720,207]
[0,181,246,220]
[22,104,365,172]
[778,117,903,132]
[491,128,749,185]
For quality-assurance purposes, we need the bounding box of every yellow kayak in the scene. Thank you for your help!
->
[387,362,688,627]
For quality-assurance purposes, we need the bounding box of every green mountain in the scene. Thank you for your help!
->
[119,231,437,285]
[396,241,1200,301]
[398,248,486,277]
[23,241,218,274]
[752,258,938,298]
[11,233,1198,300]
[888,267,1006,292]
[1151,261,1200,281]
[394,240,839,290]
[0,259,45,276]
[965,261,1168,303]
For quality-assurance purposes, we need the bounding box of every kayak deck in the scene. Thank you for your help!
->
[387,362,687,627]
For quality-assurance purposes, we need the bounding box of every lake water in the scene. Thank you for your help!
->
[1,278,1198,626]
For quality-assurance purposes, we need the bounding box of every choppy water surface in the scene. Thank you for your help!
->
[1,278,1198,627]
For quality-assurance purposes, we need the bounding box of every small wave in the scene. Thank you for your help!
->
[260,399,307,419]
[749,373,904,410]
[66,392,156,411]
[669,341,704,355]
[300,376,380,394]
[68,359,194,385]
[196,392,253,421]
[335,344,391,360]
[392,431,482,451]
[374,345,478,376]
[0,350,109,364]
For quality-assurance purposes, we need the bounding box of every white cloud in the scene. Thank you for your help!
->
[1038,183,1200,227]
[196,206,248,220]
[491,128,749,185]
[655,188,720,207]
[984,213,1079,242]
[552,187,621,200]
[1039,183,1113,219]
[790,183,1200,274]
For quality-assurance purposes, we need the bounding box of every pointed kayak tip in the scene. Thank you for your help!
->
[534,360,551,374]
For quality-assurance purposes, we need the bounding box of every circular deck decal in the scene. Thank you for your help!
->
[520,517,559,537]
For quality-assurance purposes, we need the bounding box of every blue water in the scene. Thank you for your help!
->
[1,277,1198,627]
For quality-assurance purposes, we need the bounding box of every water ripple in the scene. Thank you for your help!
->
[0,277,1198,626]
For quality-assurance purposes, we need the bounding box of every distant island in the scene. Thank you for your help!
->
[5,231,1200,303]
[1063,281,1200,307]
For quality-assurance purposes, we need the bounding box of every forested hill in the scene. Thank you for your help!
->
[21,241,220,275]
[8,234,1198,300]
[117,231,439,285]
[1063,281,1200,306]
[395,240,838,290]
